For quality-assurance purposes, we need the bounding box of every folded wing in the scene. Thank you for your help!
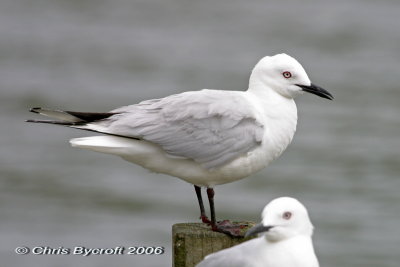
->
[91,90,264,169]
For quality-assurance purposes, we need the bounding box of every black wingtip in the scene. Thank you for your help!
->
[25,119,47,123]
[25,119,74,125]
[26,119,44,123]
[29,107,41,113]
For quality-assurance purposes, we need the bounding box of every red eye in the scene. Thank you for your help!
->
[283,211,292,220]
[282,71,292,78]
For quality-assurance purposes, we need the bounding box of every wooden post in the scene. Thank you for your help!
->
[172,222,255,267]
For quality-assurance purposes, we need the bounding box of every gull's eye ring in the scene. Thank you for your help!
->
[282,71,292,79]
[282,211,292,220]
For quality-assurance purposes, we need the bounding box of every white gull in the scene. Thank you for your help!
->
[27,53,333,235]
[196,197,319,267]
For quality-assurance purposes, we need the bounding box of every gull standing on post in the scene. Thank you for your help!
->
[196,197,319,267]
[27,54,333,236]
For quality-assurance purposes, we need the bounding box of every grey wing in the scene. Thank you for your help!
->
[90,90,264,169]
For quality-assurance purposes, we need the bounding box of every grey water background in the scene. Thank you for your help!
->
[1,0,400,266]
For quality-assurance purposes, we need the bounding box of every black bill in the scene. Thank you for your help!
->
[297,83,334,100]
[244,223,274,238]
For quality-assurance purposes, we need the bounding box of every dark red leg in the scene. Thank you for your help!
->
[194,185,211,224]
[206,188,216,227]
[206,187,247,237]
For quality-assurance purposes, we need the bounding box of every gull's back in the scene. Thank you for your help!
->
[196,235,318,267]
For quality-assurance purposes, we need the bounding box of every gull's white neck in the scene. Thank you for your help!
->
[246,82,298,163]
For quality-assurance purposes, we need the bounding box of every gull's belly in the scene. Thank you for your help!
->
[120,138,283,187]
[176,144,272,187]
[71,136,270,187]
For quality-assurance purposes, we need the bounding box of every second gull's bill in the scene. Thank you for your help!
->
[27,53,333,236]
[196,197,319,267]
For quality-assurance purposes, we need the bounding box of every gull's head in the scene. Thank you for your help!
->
[245,197,314,242]
[250,53,333,100]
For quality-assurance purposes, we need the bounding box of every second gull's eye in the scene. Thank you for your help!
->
[282,211,292,220]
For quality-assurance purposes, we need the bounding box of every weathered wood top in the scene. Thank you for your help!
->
[172,222,256,267]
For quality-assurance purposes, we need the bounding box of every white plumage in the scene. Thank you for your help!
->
[69,53,311,186]
[28,53,332,233]
[196,197,319,267]
[70,86,296,186]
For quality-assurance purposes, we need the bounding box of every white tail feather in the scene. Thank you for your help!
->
[70,136,135,149]
[69,136,165,162]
